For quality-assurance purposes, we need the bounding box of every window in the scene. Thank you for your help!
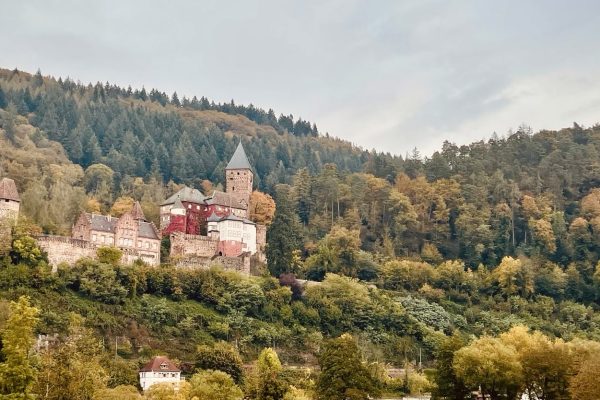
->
[92,234,96,241]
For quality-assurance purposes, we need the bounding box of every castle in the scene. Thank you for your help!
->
[4,142,263,274]
[160,142,266,273]
[160,142,253,236]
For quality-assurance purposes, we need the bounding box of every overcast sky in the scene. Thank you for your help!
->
[2,0,600,156]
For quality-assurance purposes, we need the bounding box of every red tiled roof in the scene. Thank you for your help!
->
[140,356,180,372]
[0,178,20,202]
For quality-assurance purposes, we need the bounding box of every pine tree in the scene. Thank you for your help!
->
[171,91,181,107]
[266,185,302,277]
[0,86,7,109]
[256,348,287,400]
[316,334,379,400]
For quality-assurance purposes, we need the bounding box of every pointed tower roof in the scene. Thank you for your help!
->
[226,142,252,171]
[172,196,185,211]
[130,201,146,221]
[0,178,20,202]
[206,211,221,222]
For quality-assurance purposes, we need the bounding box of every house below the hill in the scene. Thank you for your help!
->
[139,356,181,391]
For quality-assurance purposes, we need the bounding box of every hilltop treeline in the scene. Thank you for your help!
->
[0,68,398,192]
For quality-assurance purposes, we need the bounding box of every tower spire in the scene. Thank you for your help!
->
[226,141,252,171]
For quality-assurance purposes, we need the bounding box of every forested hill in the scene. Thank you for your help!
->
[0,67,401,191]
[4,68,600,399]
[3,67,600,271]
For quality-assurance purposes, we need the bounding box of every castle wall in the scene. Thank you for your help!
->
[173,254,250,275]
[37,236,97,271]
[256,224,266,247]
[218,240,243,257]
[37,235,161,270]
[170,232,218,257]
[255,224,267,262]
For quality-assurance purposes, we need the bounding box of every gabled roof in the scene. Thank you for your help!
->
[88,214,118,233]
[140,356,180,373]
[226,142,252,171]
[222,214,243,222]
[0,178,20,202]
[138,221,160,240]
[221,214,256,225]
[161,187,205,206]
[83,212,159,240]
[205,191,248,210]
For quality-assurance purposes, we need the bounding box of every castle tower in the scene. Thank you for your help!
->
[225,142,253,206]
[166,197,187,234]
[0,177,20,224]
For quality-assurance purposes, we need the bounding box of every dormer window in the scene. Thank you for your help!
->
[160,362,168,370]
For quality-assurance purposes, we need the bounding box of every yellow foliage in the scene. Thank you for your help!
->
[111,196,135,217]
[86,197,102,213]
[249,191,276,225]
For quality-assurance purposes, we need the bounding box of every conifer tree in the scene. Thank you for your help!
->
[316,334,379,400]
[266,185,302,277]
[256,348,286,400]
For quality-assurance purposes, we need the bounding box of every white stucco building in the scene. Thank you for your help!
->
[207,213,257,255]
[139,356,181,391]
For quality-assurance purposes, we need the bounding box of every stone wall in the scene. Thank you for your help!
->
[37,235,161,270]
[213,254,250,275]
[37,236,97,271]
[255,224,267,262]
[173,254,250,275]
[170,232,218,257]
[0,200,19,222]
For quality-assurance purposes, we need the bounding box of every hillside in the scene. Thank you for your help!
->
[1,68,600,399]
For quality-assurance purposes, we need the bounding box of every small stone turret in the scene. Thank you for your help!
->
[165,197,187,234]
[0,177,20,224]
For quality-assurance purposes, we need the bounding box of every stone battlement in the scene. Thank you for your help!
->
[37,235,93,248]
